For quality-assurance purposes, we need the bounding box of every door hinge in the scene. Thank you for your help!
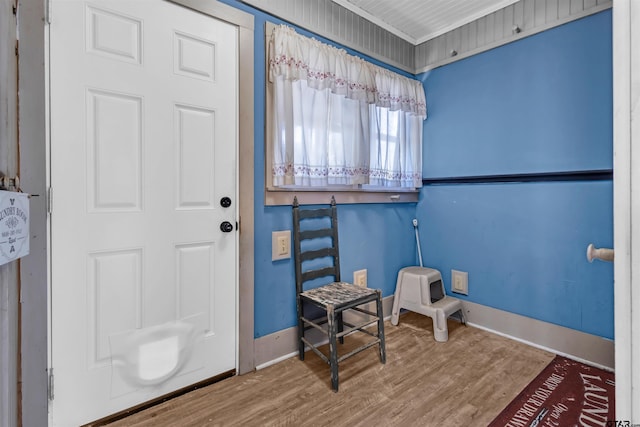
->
[48,369,54,401]
[15,40,18,56]
[46,187,53,214]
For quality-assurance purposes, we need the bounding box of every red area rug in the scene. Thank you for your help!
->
[488,355,614,427]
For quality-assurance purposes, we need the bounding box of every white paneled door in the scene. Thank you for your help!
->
[49,1,238,425]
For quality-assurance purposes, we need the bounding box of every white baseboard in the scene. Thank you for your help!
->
[254,297,615,371]
[462,300,614,371]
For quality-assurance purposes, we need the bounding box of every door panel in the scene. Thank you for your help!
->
[49,1,238,425]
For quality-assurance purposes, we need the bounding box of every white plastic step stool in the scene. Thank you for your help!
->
[390,266,465,342]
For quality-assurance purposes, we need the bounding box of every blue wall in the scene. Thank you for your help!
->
[256,204,417,337]
[216,1,613,340]
[417,11,614,338]
[422,11,612,177]
[215,0,418,338]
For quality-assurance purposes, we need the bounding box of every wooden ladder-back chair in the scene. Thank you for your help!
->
[292,196,386,392]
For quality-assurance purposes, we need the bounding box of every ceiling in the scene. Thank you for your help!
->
[332,0,520,45]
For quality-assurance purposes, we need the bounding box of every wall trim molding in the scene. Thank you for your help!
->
[422,170,613,186]
[255,297,614,371]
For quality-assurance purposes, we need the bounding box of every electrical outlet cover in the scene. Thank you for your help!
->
[451,269,468,295]
[353,269,367,287]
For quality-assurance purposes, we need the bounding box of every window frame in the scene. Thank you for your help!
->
[263,22,420,206]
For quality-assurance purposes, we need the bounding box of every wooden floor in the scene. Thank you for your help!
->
[105,312,554,427]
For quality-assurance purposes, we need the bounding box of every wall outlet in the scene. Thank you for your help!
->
[451,270,468,295]
[353,269,367,287]
[271,230,291,261]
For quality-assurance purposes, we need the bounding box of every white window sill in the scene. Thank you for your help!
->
[264,187,419,206]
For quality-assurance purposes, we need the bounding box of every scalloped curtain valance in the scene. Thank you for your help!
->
[268,25,427,119]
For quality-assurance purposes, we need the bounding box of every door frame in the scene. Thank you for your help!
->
[0,1,19,426]
[18,1,254,426]
[613,0,639,420]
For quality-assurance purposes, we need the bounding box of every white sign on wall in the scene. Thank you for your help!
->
[0,190,30,266]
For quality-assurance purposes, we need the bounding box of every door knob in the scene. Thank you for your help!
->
[220,221,234,233]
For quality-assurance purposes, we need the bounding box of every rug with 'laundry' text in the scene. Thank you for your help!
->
[488,355,615,427]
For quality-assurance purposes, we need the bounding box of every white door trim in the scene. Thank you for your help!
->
[613,0,638,421]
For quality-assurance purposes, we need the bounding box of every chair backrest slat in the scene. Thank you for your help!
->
[300,247,338,262]
[302,266,339,283]
[298,207,332,219]
[299,228,333,240]
[292,196,341,294]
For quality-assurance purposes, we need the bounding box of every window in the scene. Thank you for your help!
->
[265,24,427,205]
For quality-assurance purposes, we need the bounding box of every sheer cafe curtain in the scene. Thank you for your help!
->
[268,25,427,189]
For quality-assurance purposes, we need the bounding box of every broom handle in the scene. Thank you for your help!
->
[413,219,423,267]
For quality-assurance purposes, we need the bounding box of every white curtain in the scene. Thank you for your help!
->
[269,25,426,188]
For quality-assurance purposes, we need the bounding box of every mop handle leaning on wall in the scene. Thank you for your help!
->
[413,219,423,267]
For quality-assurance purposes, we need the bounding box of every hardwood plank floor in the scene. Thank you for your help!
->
[104,312,554,427]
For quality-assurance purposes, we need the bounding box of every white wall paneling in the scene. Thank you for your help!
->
[242,0,611,74]
[415,0,612,73]
[240,0,415,73]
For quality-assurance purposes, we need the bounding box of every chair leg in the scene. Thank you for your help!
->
[298,328,305,360]
[327,305,339,392]
[337,311,344,344]
[375,292,386,364]
[297,297,305,361]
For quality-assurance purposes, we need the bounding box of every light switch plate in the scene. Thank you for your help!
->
[272,230,291,261]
